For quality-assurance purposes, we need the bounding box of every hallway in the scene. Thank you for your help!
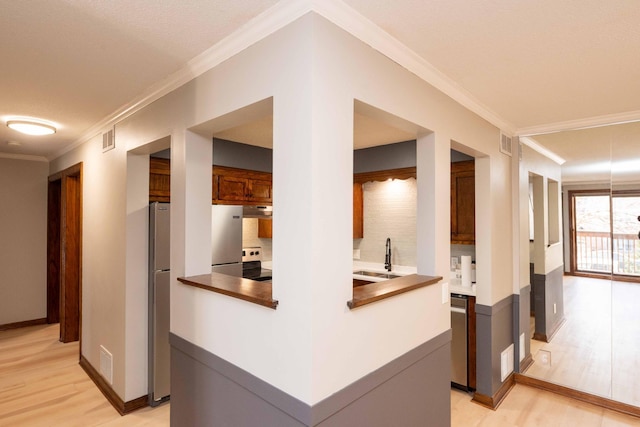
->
[1,324,638,426]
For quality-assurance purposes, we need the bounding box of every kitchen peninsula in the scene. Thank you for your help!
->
[178,271,441,310]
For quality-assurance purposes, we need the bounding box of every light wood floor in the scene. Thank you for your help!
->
[526,275,640,407]
[2,323,639,426]
[0,324,168,426]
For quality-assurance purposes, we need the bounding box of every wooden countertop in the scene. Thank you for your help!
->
[348,274,442,309]
[177,272,441,311]
[177,273,278,309]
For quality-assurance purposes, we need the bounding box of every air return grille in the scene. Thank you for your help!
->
[102,128,115,153]
[100,345,113,384]
[500,132,512,156]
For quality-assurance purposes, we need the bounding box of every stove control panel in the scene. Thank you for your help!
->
[242,247,262,262]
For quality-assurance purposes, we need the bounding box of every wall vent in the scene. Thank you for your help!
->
[102,128,115,153]
[499,132,512,156]
[100,345,113,385]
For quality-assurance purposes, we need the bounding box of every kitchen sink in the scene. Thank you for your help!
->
[353,270,401,279]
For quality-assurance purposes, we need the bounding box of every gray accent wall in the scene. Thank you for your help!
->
[533,265,565,340]
[149,139,274,173]
[475,295,515,396]
[170,330,451,427]
[515,285,532,370]
[353,140,416,173]
[213,138,273,172]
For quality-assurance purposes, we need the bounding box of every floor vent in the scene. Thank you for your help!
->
[100,345,113,385]
[500,132,512,156]
[102,128,115,153]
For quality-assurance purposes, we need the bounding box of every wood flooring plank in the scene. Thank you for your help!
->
[1,322,638,426]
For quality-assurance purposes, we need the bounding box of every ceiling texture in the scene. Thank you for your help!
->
[2,0,640,172]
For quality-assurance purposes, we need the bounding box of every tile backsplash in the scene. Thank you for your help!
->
[242,218,272,261]
[353,178,416,267]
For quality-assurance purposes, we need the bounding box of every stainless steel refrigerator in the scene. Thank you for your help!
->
[149,202,171,405]
[211,204,243,276]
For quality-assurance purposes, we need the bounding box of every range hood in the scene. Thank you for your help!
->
[243,205,272,219]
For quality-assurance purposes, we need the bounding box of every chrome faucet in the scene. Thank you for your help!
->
[384,237,392,271]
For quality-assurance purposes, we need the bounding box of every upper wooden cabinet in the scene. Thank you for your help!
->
[451,160,475,245]
[213,166,272,205]
[149,157,171,203]
[353,183,364,239]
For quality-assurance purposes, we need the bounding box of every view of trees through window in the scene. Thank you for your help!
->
[574,193,640,276]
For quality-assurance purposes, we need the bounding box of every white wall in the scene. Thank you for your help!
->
[48,12,514,405]
[0,157,48,325]
[50,133,130,399]
[355,178,417,267]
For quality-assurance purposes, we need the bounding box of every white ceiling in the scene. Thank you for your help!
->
[2,0,640,171]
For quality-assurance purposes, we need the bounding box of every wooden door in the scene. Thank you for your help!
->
[47,180,62,324]
[47,163,82,344]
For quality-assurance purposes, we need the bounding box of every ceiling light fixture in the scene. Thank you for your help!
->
[7,120,56,136]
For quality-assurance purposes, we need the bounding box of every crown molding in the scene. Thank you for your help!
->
[0,152,48,162]
[519,136,565,165]
[516,109,640,137]
[50,0,534,161]
[312,0,516,135]
[49,0,313,161]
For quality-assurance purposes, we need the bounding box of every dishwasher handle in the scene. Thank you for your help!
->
[450,306,466,314]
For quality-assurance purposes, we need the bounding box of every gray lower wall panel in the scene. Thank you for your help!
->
[476,295,515,396]
[317,341,451,427]
[517,285,531,368]
[170,330,451,427]
[533,265,564,339]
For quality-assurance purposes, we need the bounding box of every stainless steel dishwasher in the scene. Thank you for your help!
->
[451,294,468,389]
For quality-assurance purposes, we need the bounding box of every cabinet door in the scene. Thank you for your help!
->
[353,183,363,238]
[248,179,272,203]
[149,158,171,202]
[258,218,272,238]
[451,161,475,244]
[217,175,249,202]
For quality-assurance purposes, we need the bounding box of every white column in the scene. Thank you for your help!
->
[416,132,450,278]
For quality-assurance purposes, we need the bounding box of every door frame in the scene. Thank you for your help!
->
[47,162,83,344]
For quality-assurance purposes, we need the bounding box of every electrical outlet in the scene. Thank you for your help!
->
[353,249,361,260]
[450,257,458,270]
[539,350,551,366]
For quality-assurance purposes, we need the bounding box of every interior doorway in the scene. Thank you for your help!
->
[47,163,83,344]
